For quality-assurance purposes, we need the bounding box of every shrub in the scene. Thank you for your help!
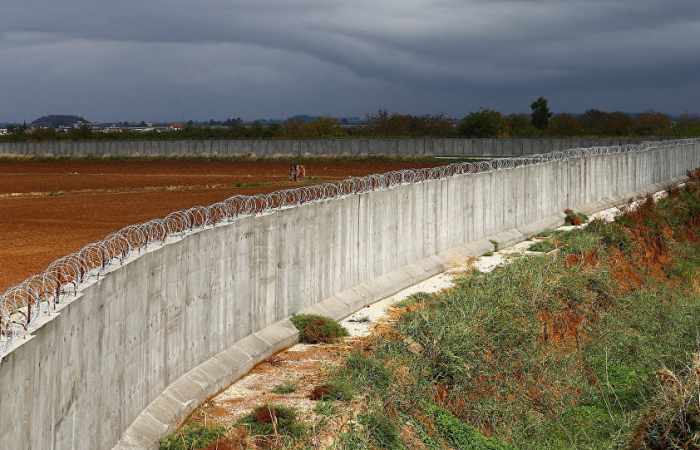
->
[290,314,348,344]
[159,423,227,450]
[564,208,589,226]
[238,404,304,439]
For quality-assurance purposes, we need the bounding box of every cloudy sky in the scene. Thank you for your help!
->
[1,0,699,122]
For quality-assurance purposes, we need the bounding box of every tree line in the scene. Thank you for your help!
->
[3,98,700,142]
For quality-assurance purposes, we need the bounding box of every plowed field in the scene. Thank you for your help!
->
[0,158,442,291]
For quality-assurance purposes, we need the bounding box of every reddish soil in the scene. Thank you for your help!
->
[0,158,442,291]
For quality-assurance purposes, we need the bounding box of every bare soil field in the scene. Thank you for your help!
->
[0,158,442,291]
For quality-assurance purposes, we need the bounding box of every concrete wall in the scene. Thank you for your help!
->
[0,137,649,158]
[0,140,698,450]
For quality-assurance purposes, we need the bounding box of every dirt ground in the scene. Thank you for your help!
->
[0,158,441,291]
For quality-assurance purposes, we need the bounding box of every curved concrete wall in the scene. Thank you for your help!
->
[0,141,698,450]
[0,137,648,158]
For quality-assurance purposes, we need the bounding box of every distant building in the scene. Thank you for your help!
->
[0,128,8,136]
[169,123,185,131]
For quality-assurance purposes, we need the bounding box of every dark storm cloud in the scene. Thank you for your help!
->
[1,0,699,121]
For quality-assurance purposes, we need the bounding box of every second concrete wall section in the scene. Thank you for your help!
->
[0,141,698,450]
[0,138,648,158]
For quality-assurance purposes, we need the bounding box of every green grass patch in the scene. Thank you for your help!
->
[528,240,556,253]
[313,400,337,417]
[535,228,555,238]
[310,379,354,401]
[328,179,700,449]
[159,423,226,450]
[343,351,392,392]
[290,314,348,344]
[425,403,514,450]
[359,412,404,450]
[271,381,297,394]
[334,424,371,449]
[555,228,601,255]
[238,404,305,439]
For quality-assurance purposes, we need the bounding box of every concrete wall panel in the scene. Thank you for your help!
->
[0,138,655,159]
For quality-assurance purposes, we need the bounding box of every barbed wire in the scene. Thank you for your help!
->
[1,139,698,355]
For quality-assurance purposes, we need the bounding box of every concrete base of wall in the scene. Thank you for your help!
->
[114,320,299,450]
[113,176,683,450]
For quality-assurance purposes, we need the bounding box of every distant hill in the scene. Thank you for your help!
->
[31,115,88,128]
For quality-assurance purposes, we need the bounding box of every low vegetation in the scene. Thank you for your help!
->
[159,423,227,450]
[327,170,700,449]
[238,404,305,442]
[564,208,589,225]
[271,381,297,395]
[527,239,556,253]
[290,314,348,344]
[309,380,354,401]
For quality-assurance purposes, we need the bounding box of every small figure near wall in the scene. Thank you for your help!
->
[289,162,306,182]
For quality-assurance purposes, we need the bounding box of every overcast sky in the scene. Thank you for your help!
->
[1,0,699,122]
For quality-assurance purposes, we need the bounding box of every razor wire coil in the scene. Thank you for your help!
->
[0,139,698,355]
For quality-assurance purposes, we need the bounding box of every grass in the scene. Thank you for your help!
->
[342,352,392,392]
[528,239,556,253]
[290,314,349,344]
[629,356,700,449]
[238,404,305,440]
[359,412,404,450]
[535,228,555,238]
[326,174,700,449]
[425,403,514,450]
[159,423,227,450]
[309,379,354,401]
[271,381,297,394]
[314,400,337,417]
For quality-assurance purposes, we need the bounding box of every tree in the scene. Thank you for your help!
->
[458,109,504,138]
[605,112,634,136]
[674,113,700,137]
[549,113,583,136]
[580,109,609,135]
[634,111,672,136]
[530,97,552,130]
[303,118,346,138]
[505,114,540,137]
